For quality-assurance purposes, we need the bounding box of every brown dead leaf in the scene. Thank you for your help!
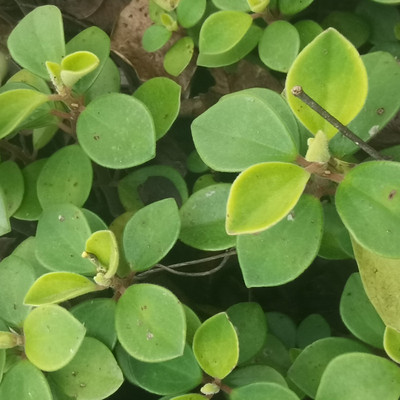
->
[110,0,196,90]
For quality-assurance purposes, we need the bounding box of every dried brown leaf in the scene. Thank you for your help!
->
[110,0,196,89]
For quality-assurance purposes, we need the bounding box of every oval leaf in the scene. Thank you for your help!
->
[123,198,180,272]
[336,161,400,258]
[164,37,194,76]
[7,5,65,79]
[0,89,49,139]
[191,93,298,172]
[177,0,207,28]
[231,382,300,400]
[179,183,236,251]
[227,162,310,235]
[24,304,86,371]
[384,326,400,363]
[37,145,93,209]
[237,194,322,286]
[193,312,239,379]
[60,51,100,87]
[24,272,99,306]
[77,93,155,169]
[49,337,123,399]
[115,283,186,362]
[0,161,24,216]
[286,28,368,139]
[315,353,400,399]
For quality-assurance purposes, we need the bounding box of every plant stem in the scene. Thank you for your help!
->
[291,86,387,161]
[0,140,32,164]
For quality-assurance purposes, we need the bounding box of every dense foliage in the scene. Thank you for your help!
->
[1,0,400,399]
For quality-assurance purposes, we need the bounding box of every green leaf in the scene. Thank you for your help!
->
[115,283,186,362]
[0,332,19,349]
[193,312,239,379]
[179,183,236,251]
[65,26,110,94]
[24,304,86,371]
[49,337,123,399]
[177,0,207,28]
[296,314,331,348]
[384,326,400,363]
[35,203,95,275]
[248,0,270,13]
[336,161,400,258]
[118,165,188,211]
[133,77,181,139]
[266,312,297,349]
[84,230,119,279]
[77,93,155,169]
[0,360,52,400]
[71,298,117,350]
[230,382,300,400]
[351,238,400,332]
[288,337,371,398]
[13,159,46,221]
[37,145,93,209]
[226,303,267,364]
[278,0,314,15]
[224,364,288,389]
[142,25,172,52]
[294,20,323,50]
[286,28,368,139]
[330,52,400,158]
[33,124,58,151]
[123,198,180,271]
[237,194,322,286]
[164,37,194,76]
[227,163,310,235]
[116,343,203,395]
[7,5,65,79]
[212,0,251,11]
[0,189,10,236]
[0,89,50,139]
[340,273,385,348]
[0,161,24,216]
[153,0,180,11]
[315,353,400,399]
[171,395,207,400]
[60,51,99,88]
[183,304,201,345]
[23,272,99,306]
[259,21,300,73]
[191,93,298,172]
[318,201,353,259]
[197,22,261,67]
[0,255,35,327]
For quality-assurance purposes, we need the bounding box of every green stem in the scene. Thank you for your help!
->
[291,85,387,161]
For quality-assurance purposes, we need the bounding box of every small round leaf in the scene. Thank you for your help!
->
[231,382,300,400]
[164,37,194,76]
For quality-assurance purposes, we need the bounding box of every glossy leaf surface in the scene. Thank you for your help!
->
[37,145,93,208]
[24,304,86,371]
[237,194,322,286]
[133,77,181,139]
[123,198,180,271]
[0,89,49,139]
[259,21,300,72]
[50,337,123,400]
[286,28,368,139]
[35,204,95,275]
[116,284,186,362]
[116,343,202,395]
[193,312,239,379]
[192,93,298,172]
[227,163,310,235]
[77,93,155,169]
[179,183,235,251]
[71,298,117,350]
[315,353,400,399]
[7,5,65,79]
[0,255,34,327]
[352,238,400,331]
[336,161,400,258]
[340,273,385,348]
[24,272,98,306]
[85,230,119,278]
[0,360,52,400]
[288,337,371,398]
[226,302,267,364]
[230,382,299,400]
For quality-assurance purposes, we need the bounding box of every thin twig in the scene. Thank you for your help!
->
[0,140,32,164]
[291,86,387,161]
